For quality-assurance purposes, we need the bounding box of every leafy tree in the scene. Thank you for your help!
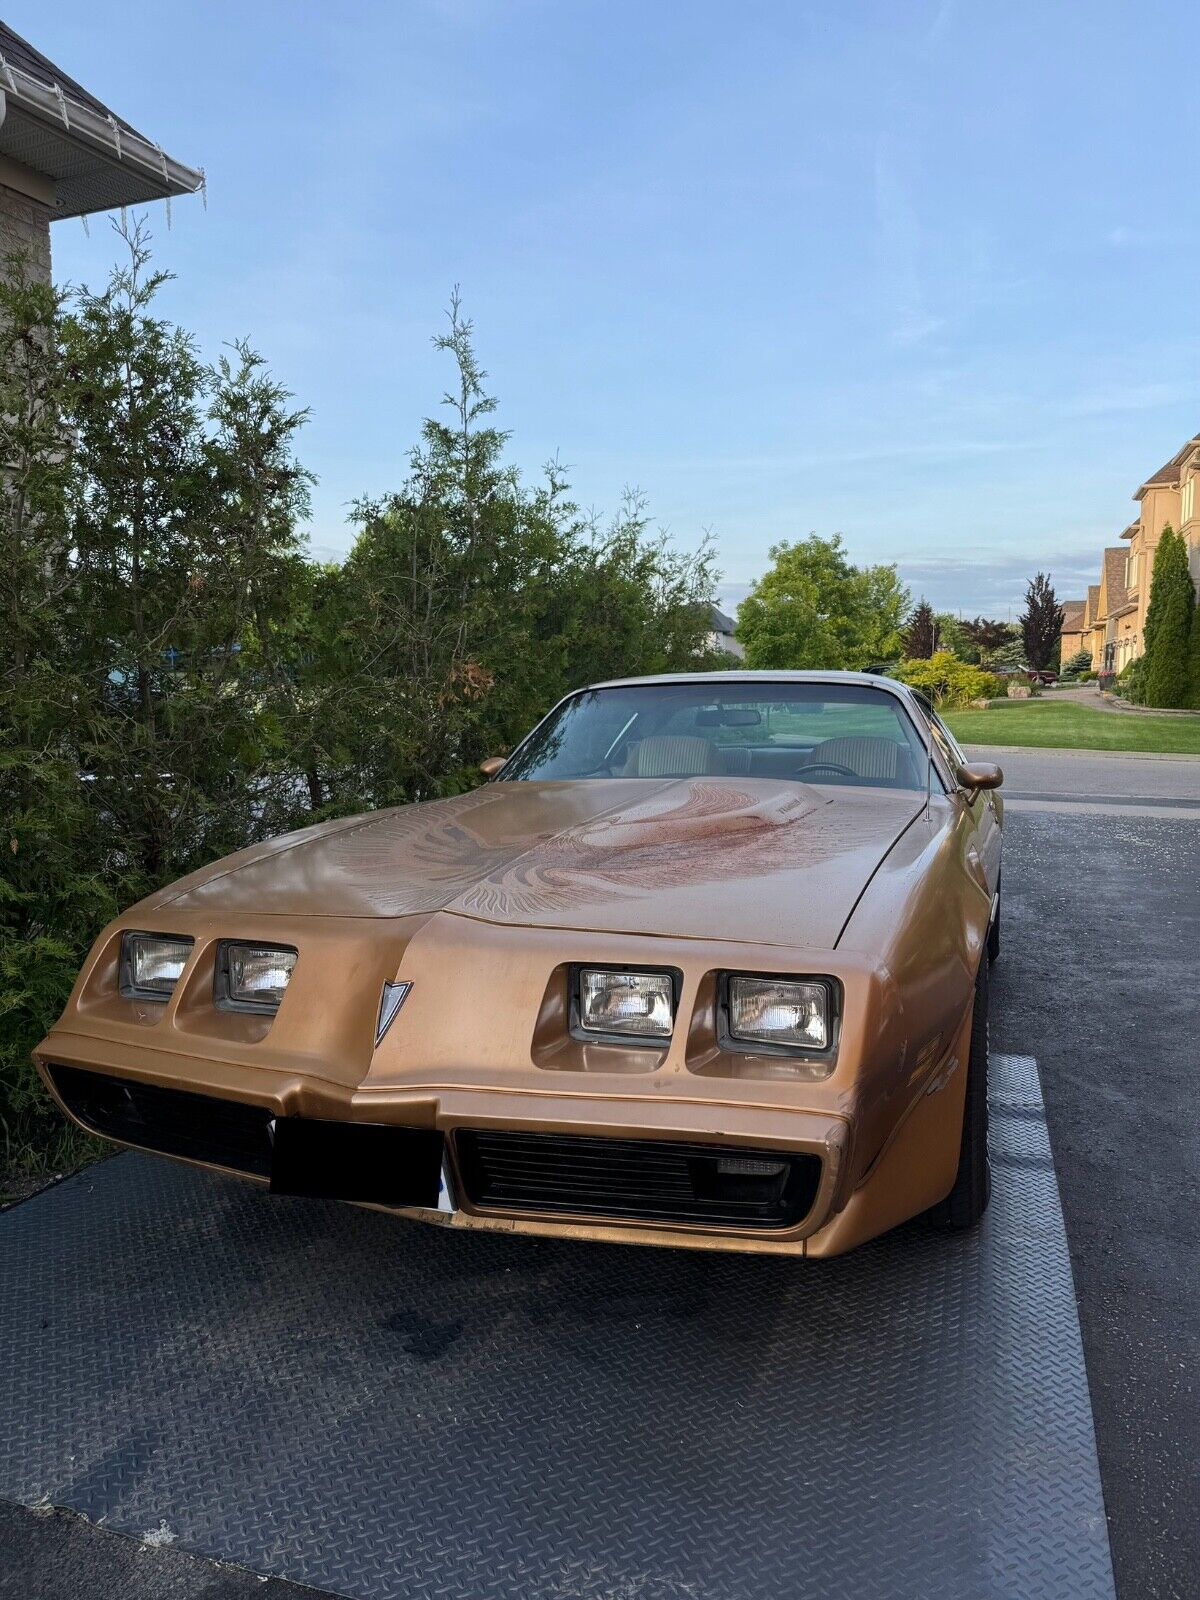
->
[959,616,1012,666]
[734,533,909,670]
[903,598,937,659]
[1141,529,1194,708]
[1020,573,1064,672]
[935,613,971,660]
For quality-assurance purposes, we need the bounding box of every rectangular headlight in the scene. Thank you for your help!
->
[728,976,831,1051]
[219,942,297,1013]
[121,933,194,999]
[577,968,675,1040]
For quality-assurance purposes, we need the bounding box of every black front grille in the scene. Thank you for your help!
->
[49,1065,274,1177]
[455,1129,821,1230]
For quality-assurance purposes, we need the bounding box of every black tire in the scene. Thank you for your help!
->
[925,957,991,1232]
[987,872,1001,964]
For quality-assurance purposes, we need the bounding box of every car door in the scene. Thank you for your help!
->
[909,691,1002,898]
[936,709,1001,895]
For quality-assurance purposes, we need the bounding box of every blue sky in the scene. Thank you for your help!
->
[21,0,1200,617]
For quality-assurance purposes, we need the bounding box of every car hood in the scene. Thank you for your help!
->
[149,778,924,949]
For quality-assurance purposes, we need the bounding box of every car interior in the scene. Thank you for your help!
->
[612,731,922,788]
[505,687,933,791]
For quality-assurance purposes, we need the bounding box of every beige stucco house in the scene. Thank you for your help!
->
[1085,546,1137,673]
[0,21,201,287]
[1081,585,1100,666]
[1059,599,1087,665]
[1116,435,1200,663]
[1062,432,1200,673]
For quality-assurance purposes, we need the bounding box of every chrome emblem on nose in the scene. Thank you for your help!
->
[375,981,413,1045]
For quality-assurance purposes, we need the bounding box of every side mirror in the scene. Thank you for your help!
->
[956,761,1003,801]
[479,755,507,779]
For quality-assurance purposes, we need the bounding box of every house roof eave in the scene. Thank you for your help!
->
[0,61,201,219]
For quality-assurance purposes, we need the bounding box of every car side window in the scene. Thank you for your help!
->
[906,691,961,783]
[932,711,967,768]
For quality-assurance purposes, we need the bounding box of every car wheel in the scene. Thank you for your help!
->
[987,873,1001,963]
[925,957,991,1232]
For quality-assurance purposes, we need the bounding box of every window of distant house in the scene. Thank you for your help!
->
[1183,478,1195,525]
[1126,552,1138,589]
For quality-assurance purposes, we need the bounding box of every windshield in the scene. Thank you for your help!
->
[502,682,929,790]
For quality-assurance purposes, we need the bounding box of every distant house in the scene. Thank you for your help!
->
[1067,433,1200,675]
[706,604,745,660]
[1119,437,1200,660]
[1088,582,1107,668]
[0,20,202,286]
[1092,546,1137,673]
[1058,599,1087,664]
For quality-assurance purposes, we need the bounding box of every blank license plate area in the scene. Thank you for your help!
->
[270,1119,444,1208]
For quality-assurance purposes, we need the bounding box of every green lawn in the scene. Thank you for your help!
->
[944,699,1200,754]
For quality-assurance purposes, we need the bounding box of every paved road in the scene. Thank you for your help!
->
[967,744,1200,816]
[2,771,1197,1600]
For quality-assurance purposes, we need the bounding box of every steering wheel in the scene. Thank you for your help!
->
[799,761,858,779]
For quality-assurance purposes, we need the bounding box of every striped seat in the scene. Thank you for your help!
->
[806,735,902,782]
[634,735,720,777]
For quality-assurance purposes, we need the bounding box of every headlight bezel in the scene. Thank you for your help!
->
[214,940,298,1016]
[718,971,841,1061]
[119,931,196,1002]
[570,963,681,1045]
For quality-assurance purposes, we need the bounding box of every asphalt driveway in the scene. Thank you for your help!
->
[2,756,1197,1600]
[987,768,1198,1600]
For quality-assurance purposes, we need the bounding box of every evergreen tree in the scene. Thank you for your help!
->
[1020,573,1064,671]
[64,220,313,884]
[1142,529,1195,708]
[0,255,128,1174]
[2,247,725,1180]
[1186,577,1200,710]
[903,598,937,659]
[1142,527,1177,662]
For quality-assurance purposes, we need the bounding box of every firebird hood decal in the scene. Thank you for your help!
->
[151,778,924,948]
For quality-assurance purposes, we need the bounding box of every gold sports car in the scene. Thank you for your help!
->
[37,672,1003,1258]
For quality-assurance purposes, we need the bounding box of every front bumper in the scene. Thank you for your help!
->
[36,904,977,1256]
[40,1051,850,1256]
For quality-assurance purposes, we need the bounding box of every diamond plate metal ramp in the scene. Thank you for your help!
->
[0,1054,1113,1600]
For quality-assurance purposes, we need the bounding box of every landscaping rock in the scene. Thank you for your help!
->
[1007,684,1032,699]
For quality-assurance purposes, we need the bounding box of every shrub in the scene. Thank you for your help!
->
[1116,657,1145,703]
[1062,649,1092,677]
[894,652,1003,707]
[1142,529,1195,708]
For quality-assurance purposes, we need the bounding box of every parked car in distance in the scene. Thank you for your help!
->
[37,672,1003,1258]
